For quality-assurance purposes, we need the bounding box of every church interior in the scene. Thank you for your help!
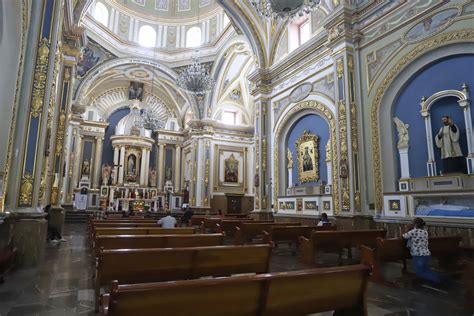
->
[0,0,473,315]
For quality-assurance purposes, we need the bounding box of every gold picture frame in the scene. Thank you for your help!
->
[296,130,319,183]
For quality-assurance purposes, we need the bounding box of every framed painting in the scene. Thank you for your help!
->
[296,130,319,183]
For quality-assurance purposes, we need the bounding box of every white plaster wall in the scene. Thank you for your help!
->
[0,0,23,171]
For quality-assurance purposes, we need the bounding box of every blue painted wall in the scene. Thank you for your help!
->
[286,114,330,186]
[393,54,474,178]
[101,108,130,165]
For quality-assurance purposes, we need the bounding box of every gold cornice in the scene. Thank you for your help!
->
[371,29,474,212]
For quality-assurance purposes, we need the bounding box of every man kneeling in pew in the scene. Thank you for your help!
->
[158,211,177,228]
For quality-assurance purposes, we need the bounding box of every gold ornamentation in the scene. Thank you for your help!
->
[296,130,319,183]
[325,140,332,161]
[19,173,34,205]
[50,186,59,205]
[31,38,50,118]
[336,58,344,79]
[371,29,474,211]
[55,113,66,155]
[273,101,339,213]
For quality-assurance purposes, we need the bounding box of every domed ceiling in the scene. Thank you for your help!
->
[112,0,222,22]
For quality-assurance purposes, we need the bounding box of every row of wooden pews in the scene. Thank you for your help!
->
[89,214,373,315]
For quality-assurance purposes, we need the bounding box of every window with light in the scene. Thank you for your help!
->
[94,2,109,26]
[222,110,237,125]
[186,27,202,48]
[138,25,157,47]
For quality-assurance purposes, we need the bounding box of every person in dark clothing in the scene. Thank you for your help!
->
[181,207,194,227]
[317,213,330,227]
[44,205,66,243]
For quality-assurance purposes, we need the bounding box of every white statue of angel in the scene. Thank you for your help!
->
[393,116,410,148]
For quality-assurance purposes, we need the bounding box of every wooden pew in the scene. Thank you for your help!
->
[299,229,386,265]
[235,222,302,245]
[94,227,194,237]
[360,236,462,285]
[262,225,336,249]
[95,244,272,311]
[101,264,370,316]
[216,220,273,237]
[199,217,223,233]
[93,233,225,263]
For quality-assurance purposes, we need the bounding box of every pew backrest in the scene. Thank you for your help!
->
[312,229,386,250]
[94,227,194,236]
[101,264,370,316]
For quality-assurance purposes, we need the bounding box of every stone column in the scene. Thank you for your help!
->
[144,149,150,186]
[72,134,83,188]
[113,146,119,185]
[140,147,147,186]
[92,137,103,189]
[118,146,125,185]
[174,145,181,192]
[157,143,165,191]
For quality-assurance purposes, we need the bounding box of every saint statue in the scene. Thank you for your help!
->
[287,148,293,168]
[149,167,157,187]
[82,161,90,176]
[102,163,111,185]
[128,155,136,175]
[165,166,172,181]
[435,116,465,174]
[302,147,313,172]
[393,117,410,148]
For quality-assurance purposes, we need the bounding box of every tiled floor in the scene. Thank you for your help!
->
[0,223,469,316]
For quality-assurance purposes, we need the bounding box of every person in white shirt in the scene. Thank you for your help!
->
[158,211,177,228]
[402,217,440,283]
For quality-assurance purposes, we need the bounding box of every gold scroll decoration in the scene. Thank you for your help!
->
[31,38,50,118]
[296,130,319,183]
[19,173,34,205]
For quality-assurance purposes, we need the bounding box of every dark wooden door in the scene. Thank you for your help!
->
[227,196,242,214]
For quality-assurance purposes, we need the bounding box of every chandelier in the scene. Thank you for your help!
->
[132,104,166,131]
[176,53,215,97]
[250,0,320,21]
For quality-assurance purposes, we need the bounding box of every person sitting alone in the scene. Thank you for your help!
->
[44,205,66,243]
[317,212,330,227]
[402,217,440,284]
[158,211,177,228]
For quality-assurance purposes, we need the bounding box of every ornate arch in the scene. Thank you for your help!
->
[370,29,474,211]
[273,100,339,214]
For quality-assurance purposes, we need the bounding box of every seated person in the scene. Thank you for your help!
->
[317,212,330,227]
[181,207,194,227]
[44,205,66,243]
[402,217,440,284]
[158,211,177,228]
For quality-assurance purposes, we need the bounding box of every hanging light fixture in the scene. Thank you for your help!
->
[250,0,321,21]
[133,7,167,131]
[176,0,215,97]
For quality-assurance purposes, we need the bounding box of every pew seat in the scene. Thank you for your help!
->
[101,264,370,316]
[299,229,386,265]
[95,244,272,311]
[262,225,336,250]
[360,236,462,285]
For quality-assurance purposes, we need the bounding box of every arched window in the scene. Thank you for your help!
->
[138,25,157,47]
[186,27,202,48]
[94,2,109,26]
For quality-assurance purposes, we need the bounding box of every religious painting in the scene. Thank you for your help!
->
[285,201,295,210]
[305,201,318,210]
[296,130,319,183]
[76,41,113,78]
[100,186,109,197]
[389,200,401,212]
[224,154,239,183]
[155,0,169,11]
[323,201,331,211]
[405,8,458,42]
[128,81,144,101]
[297,199,303,212]
[279,201,286,210]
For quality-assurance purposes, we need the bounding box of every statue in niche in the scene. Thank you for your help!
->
[127,155,136,176]
[302,147,314,172]
[393,117,410,148]
[82,161,90,176]
[102,163,112,185]
[287,148,293,168]
[149,167,157,187]
[435,116,466,174]
[165,166,172,181]
[325,140,332,161]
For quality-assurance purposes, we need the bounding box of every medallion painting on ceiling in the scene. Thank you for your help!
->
[296,130,319,183]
